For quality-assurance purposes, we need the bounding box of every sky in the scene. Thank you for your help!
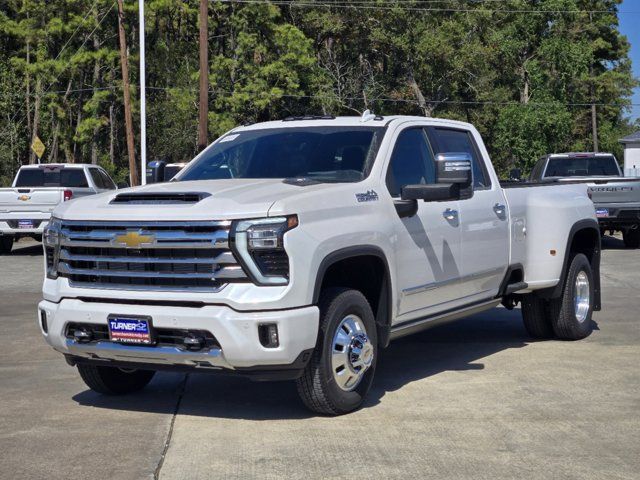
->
[619,0,640,122]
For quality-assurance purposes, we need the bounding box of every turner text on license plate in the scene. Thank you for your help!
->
[595,208,610,218]
[108,316,154,345]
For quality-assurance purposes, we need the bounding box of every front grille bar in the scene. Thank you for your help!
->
[58,263,245,279]
[59,249,237,265]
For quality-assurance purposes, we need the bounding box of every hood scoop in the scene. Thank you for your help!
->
[110,192,210,205]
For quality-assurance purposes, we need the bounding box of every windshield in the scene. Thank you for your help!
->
[544,156,621,177]
[14,167,89,188]
[177,126,386,183]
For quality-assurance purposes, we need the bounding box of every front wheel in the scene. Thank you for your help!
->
[77,364,155,395]
[623,228,640,249]
[296,288,377,415]
[547,253,595,340]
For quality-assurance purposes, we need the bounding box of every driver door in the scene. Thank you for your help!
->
[386,127,463,321]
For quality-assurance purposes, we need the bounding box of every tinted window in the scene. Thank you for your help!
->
[89,169,105,189]
[386,128,435,197]
[99,170,116,189]
[429,128,489,188]
[178,127,385,183]
[544,156,621,177]
[14,168,89,188]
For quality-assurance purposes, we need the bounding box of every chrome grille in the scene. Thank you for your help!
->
[58,220,247,291]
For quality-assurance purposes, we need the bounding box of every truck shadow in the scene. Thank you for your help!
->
[6,240,42,256]
[73,307,546,420]
[600,234,628,250]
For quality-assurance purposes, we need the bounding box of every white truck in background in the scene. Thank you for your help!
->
[0,164,117,254]
[39,115,601,415]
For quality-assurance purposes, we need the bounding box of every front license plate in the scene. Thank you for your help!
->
[18,220,34,229]
[595,208,610,218]
[108,316,154,345]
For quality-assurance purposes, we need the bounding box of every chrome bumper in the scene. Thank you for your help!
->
[64,339,232,369]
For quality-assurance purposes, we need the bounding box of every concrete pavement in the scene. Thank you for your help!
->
[0,237,638,479]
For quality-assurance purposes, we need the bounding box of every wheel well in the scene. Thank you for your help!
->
[570,227,599,263]
[566,225,601,311]
[316,254,392,347]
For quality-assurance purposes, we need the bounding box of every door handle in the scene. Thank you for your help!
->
[443,208,458,221]
[493,203,506,218]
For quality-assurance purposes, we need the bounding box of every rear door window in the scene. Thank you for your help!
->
[427,128,490,189]
[99,169,117,189]
[89,168,106,189]
[14,168,89,188]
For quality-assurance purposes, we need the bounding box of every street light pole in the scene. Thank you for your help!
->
[139,0,147,184]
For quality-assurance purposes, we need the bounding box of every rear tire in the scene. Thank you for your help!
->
[623,228,640,249]
[296,288,377,415]
[548,253,594,340]
[0,236,13,255]
[77,364,155,395]
[521,294,554,339]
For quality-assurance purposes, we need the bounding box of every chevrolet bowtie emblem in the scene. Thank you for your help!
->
[18,195,31,201]
[112,231,155,248]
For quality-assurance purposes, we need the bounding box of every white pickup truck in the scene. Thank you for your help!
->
[38,115,601,415]
[0,164,117,254]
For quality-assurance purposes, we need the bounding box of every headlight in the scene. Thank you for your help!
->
[43,218,62,279]
[231,216,298,285]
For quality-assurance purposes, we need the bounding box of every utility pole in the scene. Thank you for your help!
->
[198,0,209,151]
[116,0,139,186]
[139,0,147,184]
[591,103,599,153]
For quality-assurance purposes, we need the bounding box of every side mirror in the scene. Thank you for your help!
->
[435,152,472,186]
[509,168,522,182]
[117,181,129,189]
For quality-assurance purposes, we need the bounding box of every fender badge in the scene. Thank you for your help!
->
[355,190,379,203]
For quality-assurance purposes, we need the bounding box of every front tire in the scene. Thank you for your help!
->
[623,228,640,249]
[547,253,595,340]
[296,288,377,415]
[0,236,13,255]
[77,364,155,395]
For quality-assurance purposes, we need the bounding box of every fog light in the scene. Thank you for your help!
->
[258,323,279,348]
[73,328,92,343]
[183,334,205,351]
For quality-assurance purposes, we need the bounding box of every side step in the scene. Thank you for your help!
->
[505,281,528,295]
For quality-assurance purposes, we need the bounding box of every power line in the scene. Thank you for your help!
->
[215,0,640,15]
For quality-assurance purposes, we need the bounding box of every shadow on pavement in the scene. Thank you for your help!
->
[601,234,627,250]
[8,240,42,256]
[73,307,533,420]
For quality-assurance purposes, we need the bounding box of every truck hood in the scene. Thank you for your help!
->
[53,179,328,221]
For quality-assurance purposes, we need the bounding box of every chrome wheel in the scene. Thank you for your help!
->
[574,270,590,323]
[331,314,374,391]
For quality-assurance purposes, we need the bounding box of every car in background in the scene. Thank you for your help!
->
[146,160,189,184]
[530,153,640,248]
[0,164,117,254]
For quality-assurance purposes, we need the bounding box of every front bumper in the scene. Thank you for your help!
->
[38,298,319,374]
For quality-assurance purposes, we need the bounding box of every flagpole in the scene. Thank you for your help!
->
[139,0,147,185]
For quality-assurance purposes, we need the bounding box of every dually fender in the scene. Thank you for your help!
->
[540,218,601,311]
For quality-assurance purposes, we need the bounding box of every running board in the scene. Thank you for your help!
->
[505,281,528,295]
[389,298,501,341]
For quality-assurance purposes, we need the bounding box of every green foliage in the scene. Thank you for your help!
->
[0,0,637,186]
